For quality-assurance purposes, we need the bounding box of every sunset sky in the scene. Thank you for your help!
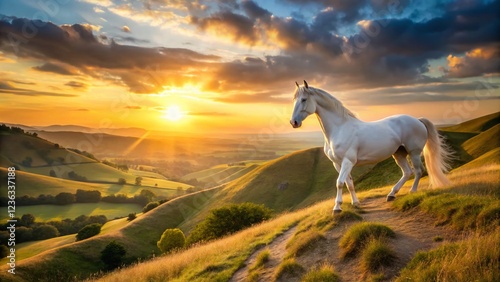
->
[0,0,499,134]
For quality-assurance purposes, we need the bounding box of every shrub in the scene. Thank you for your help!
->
[186,202,272,245]
[339,222,395,259]
[118,178,127,185]
[101,241,126,270]
[157,228,185,254]
[143,201,160,213]
[76,223,102,241]
[32,225,59,240]
[127,213,136,221]
[361,239,396,272]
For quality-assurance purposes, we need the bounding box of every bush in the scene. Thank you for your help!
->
[76,223,102,241]
[157,228,185,254]
[187,202,272,245]
[118,178,127,185]
[101,241,126,270]
[127,213,136,221]
[143,201,160,213]
[32,225,59,240]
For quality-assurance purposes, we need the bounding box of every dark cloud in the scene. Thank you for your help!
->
[113,36,150,44]
[0,80,78,97]
[32,62,76,75]
[191,0,499,90]
[0,17,220,94]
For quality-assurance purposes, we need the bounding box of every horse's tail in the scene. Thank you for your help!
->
[419,118,453,187]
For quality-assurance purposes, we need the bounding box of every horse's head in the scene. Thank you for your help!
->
[290,80,316,128]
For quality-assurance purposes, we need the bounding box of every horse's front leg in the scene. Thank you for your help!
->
[333,159,355,214]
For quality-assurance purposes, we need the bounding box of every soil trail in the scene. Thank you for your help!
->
[230,196,458,282]
[298,197,458,281]
[230,225,298,282]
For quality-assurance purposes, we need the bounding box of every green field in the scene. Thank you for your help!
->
[0,202,142,222]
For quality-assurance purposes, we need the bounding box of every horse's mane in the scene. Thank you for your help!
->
[296,86,357,120]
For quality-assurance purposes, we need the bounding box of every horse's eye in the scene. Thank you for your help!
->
[301,98,307,102]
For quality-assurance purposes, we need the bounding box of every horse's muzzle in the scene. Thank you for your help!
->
[290,120,301,128]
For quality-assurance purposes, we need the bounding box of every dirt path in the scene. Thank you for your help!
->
[229,196,458,282]
[297,197,458,281]
[230,225,298,282]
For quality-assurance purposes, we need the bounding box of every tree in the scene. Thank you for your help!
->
[75,189,101,203]
[76,223,102,241]
[118,178,127,185]
[32,225,59,240]
[20,214,35,227]
[49,169,57,177]
[187,203,272,245]
[16,226,33,243]
[55,192,75,205]
[135,177,143,186]
[142,202,159,213]
[101,241,126,270]
[157,229,185,254]
[139,189,156,202]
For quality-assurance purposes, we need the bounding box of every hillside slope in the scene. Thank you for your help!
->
[1,112,498,281]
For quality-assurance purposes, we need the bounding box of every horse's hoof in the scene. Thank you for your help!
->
[333,209,342,215]
[386,196,396,202]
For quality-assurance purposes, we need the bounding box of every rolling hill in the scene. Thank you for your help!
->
[0,112,498,281]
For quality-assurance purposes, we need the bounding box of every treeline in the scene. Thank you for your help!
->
[0,214,107,245]
[0,189,157,207]
[0,124,39,137]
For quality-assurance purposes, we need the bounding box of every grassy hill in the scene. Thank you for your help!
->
[442,111,500,132]
[0,130,190,190]
[0,112,498,281]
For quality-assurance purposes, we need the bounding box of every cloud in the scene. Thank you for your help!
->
[446,46,500,78]
[0,17,220,94]
[0,80,78,97]
[124,105,142,109]
[65,81,88,90]
[32,62,77,75]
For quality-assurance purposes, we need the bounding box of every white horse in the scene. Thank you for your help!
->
[290,81,453,213]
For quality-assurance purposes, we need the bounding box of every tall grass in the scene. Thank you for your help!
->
[397,230,499,281]
[95,203,330,282]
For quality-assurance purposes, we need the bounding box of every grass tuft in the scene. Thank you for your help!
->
[286,228,325,258]
[360,239,396,273]
[339,222,395,259]
[274,258,304,280]
[249,249,270,271]
[301,264,339,282]
[334,210,363,222]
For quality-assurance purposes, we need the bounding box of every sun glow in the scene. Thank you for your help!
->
[163,105,185,121]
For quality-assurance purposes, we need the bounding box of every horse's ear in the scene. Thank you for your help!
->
[295,81,299,88]
[303,80,309,89]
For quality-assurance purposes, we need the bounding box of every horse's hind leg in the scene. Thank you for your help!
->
[387,147,413,201]
[409,150,424,193]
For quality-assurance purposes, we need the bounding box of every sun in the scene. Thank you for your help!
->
[163,105,185,121]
